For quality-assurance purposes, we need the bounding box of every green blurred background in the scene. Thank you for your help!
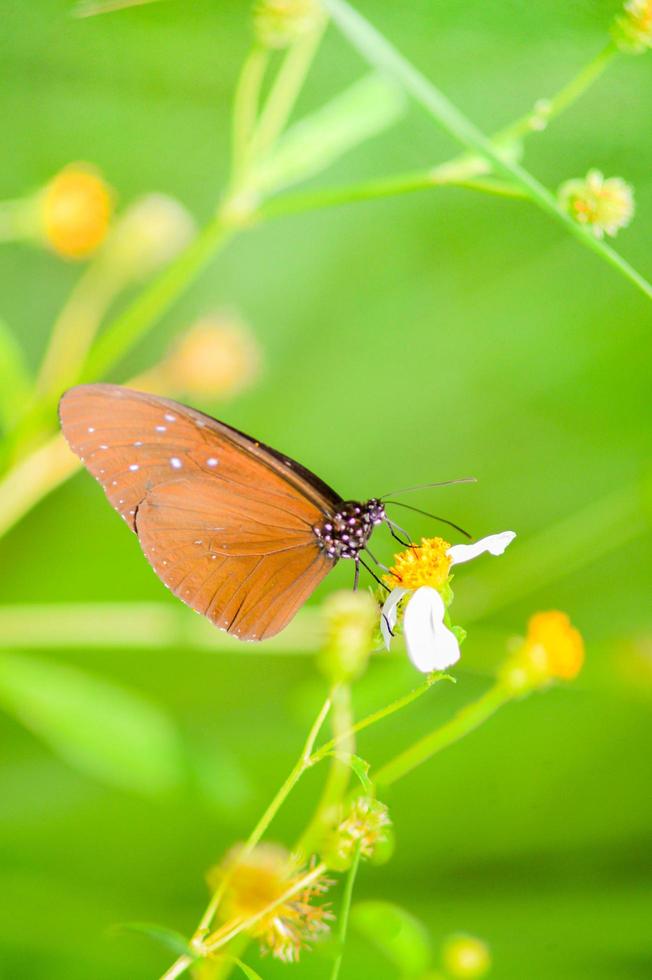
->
[1,1,651,977]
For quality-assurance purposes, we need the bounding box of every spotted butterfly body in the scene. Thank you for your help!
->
[59,384,385,640]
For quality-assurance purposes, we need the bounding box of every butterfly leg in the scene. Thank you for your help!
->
[364,546,389,572]
[353,558,360,592]
[386,519,416,550]
[358,555,390,592]
[382,611,395,638]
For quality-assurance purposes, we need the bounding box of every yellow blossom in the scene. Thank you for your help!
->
[331,797,392,865]
[384,536,452,591]
[558,170,634,239]
[41,165,113,259]
[612,0,652,53]
[501,610,584,693]
[208,844,332,963]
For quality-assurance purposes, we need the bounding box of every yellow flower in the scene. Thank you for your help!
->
[612,0,652,53]
[160,313,262,400]
[384,536,452,591]
[525,611,584,681]
[208,844,332,963]
[41,164,113,259]
[331,796,392,865]
[442,933,492,978]
[501,610,584,693]
[558,170,634,239]
[253,0,323,49]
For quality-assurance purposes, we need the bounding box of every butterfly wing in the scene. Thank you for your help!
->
[59,384,340,639]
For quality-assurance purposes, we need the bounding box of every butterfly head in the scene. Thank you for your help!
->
[314,498,385,561]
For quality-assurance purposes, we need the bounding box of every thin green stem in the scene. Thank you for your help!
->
[501,42,618,143]
[251,21,327,161]
[80,215,232,380]
[312,671,449,764]
[322,0,652,301]
[231,45,270,185]
[158,955,193,980]
[375,683,512,788]
[192,693,332,942]
[330,844,362,980]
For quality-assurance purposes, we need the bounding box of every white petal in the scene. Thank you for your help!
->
[380,587,409,649]
[447,530,516,566]
[403,587,460,673]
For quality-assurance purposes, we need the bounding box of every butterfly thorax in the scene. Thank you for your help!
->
[314,499,385,560]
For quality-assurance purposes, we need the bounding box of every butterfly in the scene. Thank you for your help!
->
[59,384,393,641]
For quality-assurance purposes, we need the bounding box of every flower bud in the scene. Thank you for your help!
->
[612,0,652,53]
[253,0,323,49]
[40,164,113,259]
[442,933,491,978]
[558,169,634,239]
[318,590,378,683]
[159,312,262,400]
[500,610,584,695]
[102,193,195,281]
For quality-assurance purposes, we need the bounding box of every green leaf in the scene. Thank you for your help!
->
[0,651,183,796]
[114,922,194,958]
[230,959,264,980]
[254,73,404,194]
[351,900,432,975]
[0,318,32,433]
[325,751,373,793]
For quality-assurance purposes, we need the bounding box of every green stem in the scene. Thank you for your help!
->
[330,844,362,980]
[375,683,512,788]
[231,45,270,185]
[322,0,652,301]
[192,693,332,941]
[80,215,232,380]
[251,21,328,161]
[312,671,449,763]
[501,42,618,143]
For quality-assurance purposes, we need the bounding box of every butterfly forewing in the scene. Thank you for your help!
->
[59,384,340,640]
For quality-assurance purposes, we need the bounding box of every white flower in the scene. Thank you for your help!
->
[381,531,515,673]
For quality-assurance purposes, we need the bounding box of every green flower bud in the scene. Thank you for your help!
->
[253,0,323,50]
[318,590,377,683]
[442,933,491,978]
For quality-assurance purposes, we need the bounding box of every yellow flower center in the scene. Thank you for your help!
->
[383,536,452,591]
[525,610,584,680]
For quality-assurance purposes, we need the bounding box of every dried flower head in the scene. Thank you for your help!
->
[253,0,323,49]
[501,610,584,693]
[334,797,392,863]
[208,844,332,963]
[558,170,634,239]
[161,313,262,400]
[612,0,652,53]
[41,164,113,259]
[442,933,492,978]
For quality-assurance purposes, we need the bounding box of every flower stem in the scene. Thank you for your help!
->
[322,0,652,302]
[329,843,362,980]
[311,671,450,763]
[374,682,512,787]
[158,955,193,980]
[231,45,270,185]
[80,214,232,380]
[192,693,332,942]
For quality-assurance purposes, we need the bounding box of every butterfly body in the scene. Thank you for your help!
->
[59,384,384,641]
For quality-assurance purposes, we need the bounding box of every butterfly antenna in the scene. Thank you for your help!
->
[384,500,472,539]
[380,477,477,500]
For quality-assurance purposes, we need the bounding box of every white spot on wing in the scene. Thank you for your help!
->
[87,427,95,433]
[170,457,182,469]
[206,457,218,467]
[164,413,176,422]
[155,425,166,433]
[129,463,139,471]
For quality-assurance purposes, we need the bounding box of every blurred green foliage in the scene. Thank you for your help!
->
[1,0,651,978]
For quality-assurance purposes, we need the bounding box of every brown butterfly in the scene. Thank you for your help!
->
[59,384,392,641]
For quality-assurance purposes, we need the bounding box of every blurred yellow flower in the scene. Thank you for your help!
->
[524,610,584,681]
[103,192,195,280]
[160,312,262,400]
[558,169,634,239]
[319,590,378,682]
[612,0,652,52]
[208,844,332,963]
[41,164,113,259]
[332,796,392,864]
[442,933,492,978]
[253,0,323,49]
